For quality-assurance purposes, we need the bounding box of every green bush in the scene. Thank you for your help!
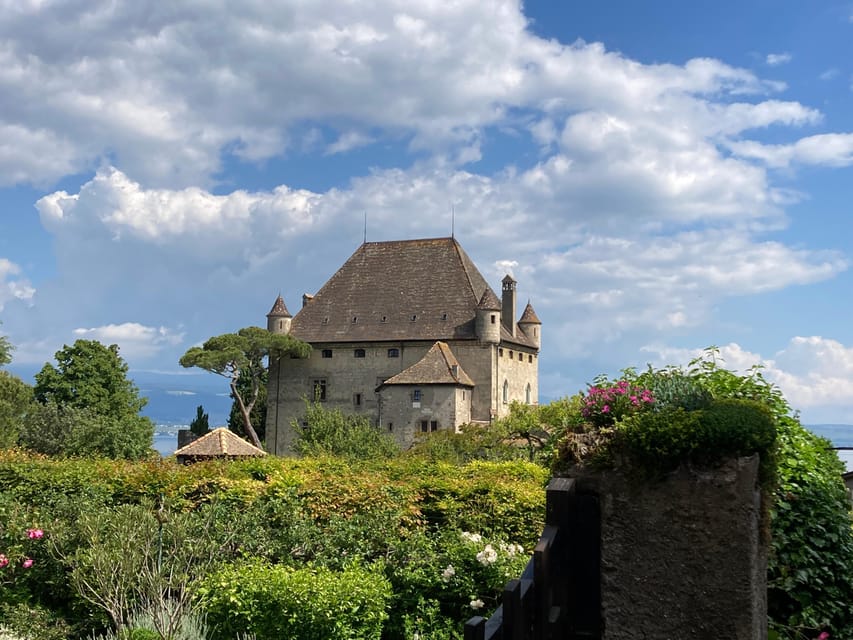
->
[293,401,399,460]
[197,561,391,640]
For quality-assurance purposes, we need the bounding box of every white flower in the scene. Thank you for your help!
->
[476,544,498,565]
[441,564,456,582]
[504,543,524,557]
[460,531,482,543]
[470,598,485,610]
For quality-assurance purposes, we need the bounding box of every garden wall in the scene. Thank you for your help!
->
[573,455,766,640]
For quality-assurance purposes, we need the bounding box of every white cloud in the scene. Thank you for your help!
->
[766,53,792,66]
[0,0,822,187]
[819,68,839,81]
[728,133,853,168]
[0,258,35,310]
[641,338,853,423]
[72,322,184,361]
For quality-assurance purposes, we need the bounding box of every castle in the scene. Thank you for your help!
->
[265,237,541,454]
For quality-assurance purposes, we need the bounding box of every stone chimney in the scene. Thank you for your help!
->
[501,274,517,337]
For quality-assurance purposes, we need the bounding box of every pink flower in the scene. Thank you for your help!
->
[0,554,8,568]
[26,528,44,539]
[21,558,33,569]
[602,405,610,413]
[817,632,830,640]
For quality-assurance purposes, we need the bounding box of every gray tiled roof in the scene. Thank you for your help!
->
[290,237,497,343]
[267,295,291,318]
[174,427,267,458]
[380,341,475,387]
[519,301,541,324]
[477,288,501,310]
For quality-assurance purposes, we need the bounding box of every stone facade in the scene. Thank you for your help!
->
[265,237,541,454]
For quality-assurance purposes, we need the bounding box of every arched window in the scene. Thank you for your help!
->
[502,380,509,404]
[354,348,366,358]
[526,383,531,404]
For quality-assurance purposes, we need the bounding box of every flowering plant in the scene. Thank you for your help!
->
[0,525,45,585]
[581,379,654,428]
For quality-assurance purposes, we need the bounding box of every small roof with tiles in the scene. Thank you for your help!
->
[267,295,292,318]
[519,301,541,324]
[477,288,502,311]
[174,427,267,459]
[379,341,475,388]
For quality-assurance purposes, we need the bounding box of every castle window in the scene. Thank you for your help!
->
[441,313,448,321]
[312,379,327,402]
[279,320,284,331]
[499,348,503,357]
[321,349,332,358]
[354,393,362,407]
[411,314,417,322]
[509,350,513,359]
[412,389,422,405]
[534,328,538,337]
[322,317,329,324]
[421,420,429,433]
[387,348,400,358]
[354,348,366,358]
[430,420,438,432]
[388,423,393,432]
[502,380,509,404]
[352,316,358,324]
[381,315,387,323]
[528,354,533,363]
[518,352,523,361]
[526,383,531,404]
[491,314,496,324]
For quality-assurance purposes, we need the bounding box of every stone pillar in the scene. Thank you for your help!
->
[573,456,767,640]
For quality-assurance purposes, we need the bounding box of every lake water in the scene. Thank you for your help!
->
[153,431,179,456]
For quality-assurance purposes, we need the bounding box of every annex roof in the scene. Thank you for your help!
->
[519,301,541,324]
[290,237,499,343]
[380,341,475,388]
[174,427,267,459]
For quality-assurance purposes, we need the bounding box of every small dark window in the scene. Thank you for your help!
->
[322,317,329,324]
[388,423,393,432]
[430,421,438,432]
[491,314,496,324]
[534,328,538,337]
[321,349,332,358]
[441,313,448,321]
[518,352,523,361]
[421,420,429,433]
[279,320,284,330]
[413,389,421,402]
[509,350,513,359]
[388,348,400,358]
[354,393,362,406]
[528,354,533,363]
[351,316,358,324]
[411,314,417,322]
[312,379,327,401]
[499,348,504,357]
[354,348,365,358]
[381,315,387,323]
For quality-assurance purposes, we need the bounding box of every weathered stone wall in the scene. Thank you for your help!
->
[379,384,470,447]
[494,344,538,418]
[573,456,766,640]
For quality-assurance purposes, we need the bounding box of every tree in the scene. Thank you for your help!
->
[189,405,210,437]
[0,370,32,448]
[227,368,266,442]
[0,321,12,367]
[32,340,154,458]
[179,327,310,450]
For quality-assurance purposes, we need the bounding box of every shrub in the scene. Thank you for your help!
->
[293,401,399,460]
[197,561,391,640]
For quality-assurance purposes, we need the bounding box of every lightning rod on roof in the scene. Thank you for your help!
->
[451,204,455,239]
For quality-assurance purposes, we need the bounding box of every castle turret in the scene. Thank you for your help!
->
[501,274,517,337]
[475,288,501,344]
[267,294,292,334]
[518,300,542,350]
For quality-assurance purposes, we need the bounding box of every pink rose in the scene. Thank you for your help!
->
[21,558,33,569]
[0,554,8,568]
[27,528,44,539]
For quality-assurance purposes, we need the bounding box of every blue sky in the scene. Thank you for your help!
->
[1,0,853,425]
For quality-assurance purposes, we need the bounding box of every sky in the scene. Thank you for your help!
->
[1,0,853,425]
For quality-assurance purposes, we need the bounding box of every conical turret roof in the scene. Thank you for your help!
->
[477,288,501,310]
[519,301,541,324]
[267,295,291,318]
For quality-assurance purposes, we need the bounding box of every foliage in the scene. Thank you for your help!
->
[293,400,399,460]
[0,322,12,368]
[580,378,654,428]
[196,561,391,640]
[188,406,209,438]
[179,327,309,449]
[227,370,266,443]
[0,371,32,448]
[17,401,152,460]
[32,340,153,459]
